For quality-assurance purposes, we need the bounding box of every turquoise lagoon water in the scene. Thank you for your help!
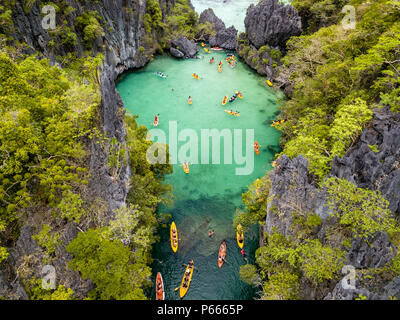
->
[116,48,282,300]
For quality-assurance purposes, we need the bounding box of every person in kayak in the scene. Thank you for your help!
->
[208,230,215,237]
[157,282,163,292]
[188,96,192,104]
[210,57,214,63]
[240,249,248,262]
[218,61,222,66]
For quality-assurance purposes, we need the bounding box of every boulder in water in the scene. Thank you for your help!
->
[199,8,238,50]
[170,36,198,58]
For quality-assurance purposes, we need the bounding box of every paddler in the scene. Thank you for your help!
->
[188,96,192,104]
[240,249,248,262]
[208,230,215,237]
[210,57,214,63]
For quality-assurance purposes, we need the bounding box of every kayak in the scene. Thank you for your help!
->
[156,72,167,79]
[235,91,243,99]
[170,222,178,253]
[236,224,244,249]
[209,58,215,63]
[201,42,205,47]
[156,272,165,300]
[188,98,192,105]
[153,116,159,127]
[183,163,189,173]
[266,80,273,87]
[218,66,222,72]
[180,260,194,299]
[204,48,210,53]
[211,47,223,51]
[192,73,199,79]
[218,240,227,268]
[224,110,240,117]
[222,96,228,105]
[254,141,260,155]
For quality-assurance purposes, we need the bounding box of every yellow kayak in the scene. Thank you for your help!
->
[204,48,210,53]
[224,109,240,117]
[236,224,244,249]
[170,222,178,253]
[180,260,194,298]
[183,163,189,174]
[266,80,273,87]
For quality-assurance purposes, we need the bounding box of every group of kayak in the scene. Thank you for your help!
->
[155,222,247,300]
[270,119,285,127]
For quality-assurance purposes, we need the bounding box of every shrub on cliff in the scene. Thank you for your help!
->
[277,0,400,179]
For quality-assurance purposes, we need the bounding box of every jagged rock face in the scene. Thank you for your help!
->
[331,107,400,218]
[265,155,331,238]
[209,25,237,50]
[170,36,198,58]
[264,108,400,300]
[199,8,238,50]
[244,0,302,49]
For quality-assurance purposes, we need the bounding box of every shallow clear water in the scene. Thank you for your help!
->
[191,0,258,32]
[191,0,292,32]
[116,48,282,300]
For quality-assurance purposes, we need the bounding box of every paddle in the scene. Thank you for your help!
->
[181,264,198,269]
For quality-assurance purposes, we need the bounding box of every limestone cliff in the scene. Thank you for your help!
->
[263,107,400,299]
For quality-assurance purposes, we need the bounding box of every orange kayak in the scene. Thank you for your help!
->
[222,96,228,105]
[254,141,259,155]
[218,240,227,268]
[156,272,165,300]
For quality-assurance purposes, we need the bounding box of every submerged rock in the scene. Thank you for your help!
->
[244,0,302,49]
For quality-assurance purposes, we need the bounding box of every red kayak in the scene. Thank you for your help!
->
[254,141,260,155]
[153,115,159,127]
[156,272,165,300]
[210,57,215,63]
[211,47,223,51]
